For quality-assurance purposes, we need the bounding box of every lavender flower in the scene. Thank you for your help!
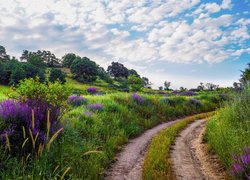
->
[68,95,88,106]
[231,148,250,179]
[86,104,103,111]
[87,87,98,94]
[132,93,146,104]
[180,91,197,96]
[189,98,202,107]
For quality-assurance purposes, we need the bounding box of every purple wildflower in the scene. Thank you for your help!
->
[68,95,88,106]
[231,148,250,179]
[180,91,197,96]
[87,87,98,94]
[189,98,202,107]
[84,111,93,116]
[132,93,146,104]
[86,104,103,111]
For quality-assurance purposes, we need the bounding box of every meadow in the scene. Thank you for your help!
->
[0,78,226,179]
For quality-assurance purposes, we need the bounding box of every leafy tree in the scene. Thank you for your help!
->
[128,69,140,77]
[97,66,112,83]
[49,68,66,83]
[240,63,250,84]
[0,45,10,62]
[62,53,77,68]
[128,74,143,92]
[159,86,163,90]
[179,87,187,92]
[107,62,129,78]
[22,63,45,82]
[205,83,219,91]
[9,65,26,85]
[27,54,46,68]
[0,59,19,85]
[164,81,171,90]
[70,57,98,83]
[197,82,205,91]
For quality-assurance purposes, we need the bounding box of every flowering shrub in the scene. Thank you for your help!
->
[0,99,62,154]
[68,95,88,106]
[188,98,202,107]
[86,104,103,111]
[231,148,250,179]
[87,87,98,94]
[132,93,146,104]
[180,91,197,96]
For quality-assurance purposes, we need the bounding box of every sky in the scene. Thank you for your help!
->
[0,0,249,89]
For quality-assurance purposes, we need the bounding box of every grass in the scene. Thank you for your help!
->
[0,85,9,101]
[206,86,250,171]
[56,93,220,179]
[143,112,214,180]
[0,81,226,179]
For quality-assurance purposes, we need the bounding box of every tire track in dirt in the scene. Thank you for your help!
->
[105,118,182,180]
[170,119,226,180]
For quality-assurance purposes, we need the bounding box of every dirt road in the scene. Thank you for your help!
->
[105,118,182,180]
[170,119,225,180]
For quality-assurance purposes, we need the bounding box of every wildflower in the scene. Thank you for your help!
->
[86,104,103,111]
[189,98,202,107]
[132,93,146,104]
[68,95,88,106]
[180,91,197,96]
[87,87,98,94]
[84,111,93,116]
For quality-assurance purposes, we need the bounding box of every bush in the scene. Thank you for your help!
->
[87,87,98,94]
[49,68,66,83]
[128,75,143,92]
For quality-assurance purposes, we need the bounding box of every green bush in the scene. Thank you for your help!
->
[49,68,66,83]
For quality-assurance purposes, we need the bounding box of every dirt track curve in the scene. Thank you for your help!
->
[105,118,182,180]
[170,119,226,180]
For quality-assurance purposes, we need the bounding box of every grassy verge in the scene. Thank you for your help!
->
[206,87,250,177]
[143,112,214,180]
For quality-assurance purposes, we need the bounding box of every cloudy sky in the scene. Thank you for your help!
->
[0,0,249,89]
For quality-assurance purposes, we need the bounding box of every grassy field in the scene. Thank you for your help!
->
[0,78,229,179]
[206,86,250,178]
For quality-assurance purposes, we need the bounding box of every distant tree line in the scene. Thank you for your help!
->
[0,45,151,91]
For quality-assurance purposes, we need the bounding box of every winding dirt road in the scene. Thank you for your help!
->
[170,119,226,180]
[105,118,182,180]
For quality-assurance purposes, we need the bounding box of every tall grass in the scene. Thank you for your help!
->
[206,87,250,170]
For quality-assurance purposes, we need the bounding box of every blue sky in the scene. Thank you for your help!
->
[0,0,249,89]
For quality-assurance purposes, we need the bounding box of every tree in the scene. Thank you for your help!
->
[164,81,171,90]
[97,66,112,83]
[49,68,66,83]
[70,57,98,83]
[205,83,219,91]
[27,54,46,68]
[0,45,10,62]
[128,69,140,77]
[240,63,250,84]
[128,74,143,92]
[179,87,187,92]
[159,86,163,90]
[22,63,45,82]
[197,82,205,91]
[107,62,129,78]
[9,65,26,85]
[62,53,77,68]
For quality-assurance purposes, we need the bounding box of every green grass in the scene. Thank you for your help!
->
[143,112,214,180]
[206,87,250,169]
[0,85,10,101]
[56,93,220,179]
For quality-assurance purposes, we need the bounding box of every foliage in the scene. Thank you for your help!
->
[128,74,143,92]
[87,87,98,94]
[62,53,77,68]
[164,81,171,90]
[70,57,98,83]
[0,45,10,62]
[241,63,250,84]
[206,86,250,178]
[49,68,66,84]
[128,69,140,77]
[143,112,214,180]
[107,62,129,78]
